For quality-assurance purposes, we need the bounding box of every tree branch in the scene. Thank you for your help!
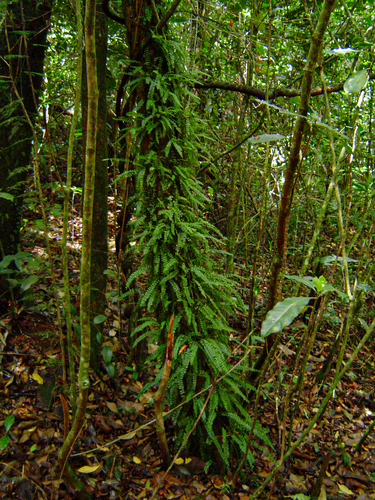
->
[194,72,374,101]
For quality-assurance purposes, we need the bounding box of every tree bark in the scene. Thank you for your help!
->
[0,0,53,308]
[90,0,109,372]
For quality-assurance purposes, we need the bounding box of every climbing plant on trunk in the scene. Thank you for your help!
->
[102,0,263,465]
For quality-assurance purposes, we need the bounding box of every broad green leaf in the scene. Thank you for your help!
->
[285,274,316,291]
[248,133,286,144]
[312,275,326,293]
[104,269,117,278]
[106,363,116,378]
[320,255,336,265]
[357,283,373,292]
[321,284,336,294]
[260,101,351,145]
[358,318,369,330]
[20,275,39,291]
[0,255,15,269]
[344,69,368,93]
[4,415,15,432]
[102,345,113,364]
[31,372,44,384]
[261,297,310,337]
[321,255,358,266]
[327,47,358,55]
[0,435,10,450]
[93,314,107,324]
[0,192,14,201]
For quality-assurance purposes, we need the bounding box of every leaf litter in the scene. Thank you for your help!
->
[1,203,375,499]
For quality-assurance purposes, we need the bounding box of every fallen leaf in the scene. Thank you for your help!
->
[133,456,141,464]
[279,344,295,356]
[35,455,50,467]
[94,415,111,433]
[319,485,327,500]
[19,427,37,443]
[121,401,144,413]
[105,401,118,413]
[191,480,206,494]
[139,392,153,404]
[122,431,136,440]
[31,372,43,384]
[78,465,101,474]
[338,484,354,495]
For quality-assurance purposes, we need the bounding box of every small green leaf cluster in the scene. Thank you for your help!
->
[0,251,41,305]
[0,414,15,450]
[102,344,116,378]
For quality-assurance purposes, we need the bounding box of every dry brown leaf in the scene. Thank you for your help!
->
[106,401,118,413]
[121,400,144,413]
[19,426,37,443]
[191,480,206,494]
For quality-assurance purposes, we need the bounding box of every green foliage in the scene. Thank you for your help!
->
[344,69,369,94]
[0,252,42,306]
[261,297,310,337]
[0,414,15,450]
[102,344,116,378]
[120,35,274,467]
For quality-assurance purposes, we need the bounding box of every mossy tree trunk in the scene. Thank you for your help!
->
[0,0,53,308]
[89,0,109,372]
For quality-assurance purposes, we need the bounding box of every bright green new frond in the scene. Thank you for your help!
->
[200,338,229,373]
[205,415,230,468]
[139,278,159,308]
[224,377,248,402]
[126,263,148,288]
[168,279,181,300]
[131,318,159,335]
[226,412,253,433]
[181,300,193,324]
[232,434,255,466]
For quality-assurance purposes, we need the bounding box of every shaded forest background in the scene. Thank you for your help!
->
[0,0,375,498]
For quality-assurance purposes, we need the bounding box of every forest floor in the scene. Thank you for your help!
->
[1,196,375,499]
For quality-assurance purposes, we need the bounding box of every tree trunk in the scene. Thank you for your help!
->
[0,0,53,308]
[90,0,109,372]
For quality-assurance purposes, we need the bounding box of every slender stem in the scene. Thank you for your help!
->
[62,0,84,415]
